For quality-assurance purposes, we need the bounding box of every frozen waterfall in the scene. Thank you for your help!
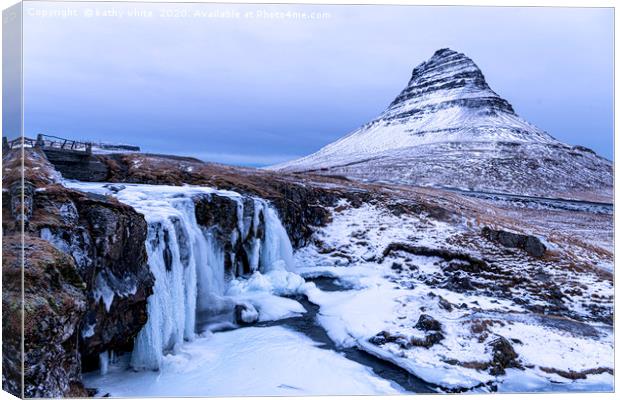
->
[64,182,295,371]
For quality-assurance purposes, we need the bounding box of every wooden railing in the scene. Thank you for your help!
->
[36,134,92,153]
[3,136,36,150]
[3,134,92,155]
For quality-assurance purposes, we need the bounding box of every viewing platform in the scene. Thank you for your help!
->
[2,134,140,181]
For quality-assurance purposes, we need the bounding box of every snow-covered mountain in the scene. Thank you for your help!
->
[272,48,612,201]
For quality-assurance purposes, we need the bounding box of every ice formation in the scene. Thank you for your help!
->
[65,182,295,371]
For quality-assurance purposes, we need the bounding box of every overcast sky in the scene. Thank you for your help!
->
[18,2,614,165]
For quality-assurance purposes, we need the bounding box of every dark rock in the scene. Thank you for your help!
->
[482,227,546,257]
[444,275,476,292]
[488,336,521,375]
[539,366,613,380]
[409,332,445,348]
[368,330,438,349]
[415,314,442,332]
[15,150,155,380]
[64,196,153,367]
[382,243,488,271]
[194,193,240,238]
[438,296,453,311]
[102,183,126,193]
[162,229,173,271]
[546,285,565,303]
[4,236,88,398]
[9,180,35,225]
[368,330,410,347]
[572,145,596,154]
[425,332,445,347]
[368,331,398,346]
[194,194,265,276]
[43,149,109,181]
[234,304,259,325]
[368,332,389,346]
[170,217,191,268]
[391,262,403,271]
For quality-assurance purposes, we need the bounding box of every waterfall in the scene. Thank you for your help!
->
[129,196,204,370]
[260,206,294,273]
[65,183,295,371]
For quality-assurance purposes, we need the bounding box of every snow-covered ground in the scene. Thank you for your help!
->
[293,200,614,392]
[84,326,401,396]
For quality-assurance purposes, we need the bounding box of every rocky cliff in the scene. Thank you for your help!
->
[2,148,155,396]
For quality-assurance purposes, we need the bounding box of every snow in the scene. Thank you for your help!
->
[498,368,613,393]
[83,326,402,396]
[491,321,614,372]
[236,302,259,323]
[238,292,306,322]
[295,200,614,391]
[226,270,310,321]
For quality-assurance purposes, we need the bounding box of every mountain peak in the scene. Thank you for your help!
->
[270,48,611,201]
[387,48,514,116]
[432,47,457,57]
[272,48,563,174]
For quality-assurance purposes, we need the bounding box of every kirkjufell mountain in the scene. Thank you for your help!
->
[272,48,612,202]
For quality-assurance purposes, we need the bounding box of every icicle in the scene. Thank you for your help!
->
[248,238,261,272]
[246,199,264,272]
[99,351,109,375]
[235,198,245,239]
[259,205,294,272]
[252,199,263,237]
[130,202,192,370]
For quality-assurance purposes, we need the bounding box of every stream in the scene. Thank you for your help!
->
[256,277,436,393]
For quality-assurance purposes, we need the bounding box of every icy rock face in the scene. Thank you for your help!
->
[63,183,295,371]
[131,190,293,370]
[33,190,154,369]
[194,194,293,277]
[273,48,612,201]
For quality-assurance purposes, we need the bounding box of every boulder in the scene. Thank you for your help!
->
[488,336,521,375]
[482,227,546,257]
[415,314,442,332]
[235,303,259,325]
